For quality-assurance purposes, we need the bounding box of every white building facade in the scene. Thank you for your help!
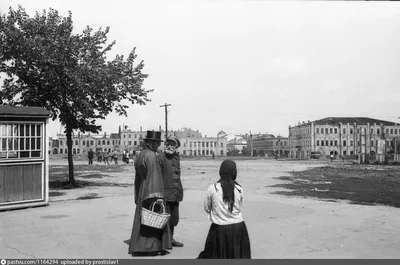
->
[289,117,400,160]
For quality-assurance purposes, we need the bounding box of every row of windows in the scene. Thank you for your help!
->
[182,150,223,156]
[186,142,221,148]
[58,139,224,148]
[59,148,113,154]
[123,134,144,139]
[0,123,43,160]
[292,127,400,136]
[317,140,340,146]
[55,141,225,152]
[316,127,399,135]
[56,148,224,156]
[296,141,311,147]
[316,140,396,147]
[59,139,122,146]
[291,128,311,136]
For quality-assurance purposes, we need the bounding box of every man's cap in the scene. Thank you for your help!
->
[166,136,181,147]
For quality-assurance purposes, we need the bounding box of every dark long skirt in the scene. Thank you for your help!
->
[128,198,172,255]
[197,221,251,259]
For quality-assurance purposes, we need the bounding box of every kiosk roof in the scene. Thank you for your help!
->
[0,105,51,118]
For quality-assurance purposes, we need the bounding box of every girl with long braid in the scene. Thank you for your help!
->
[197,160,251,259]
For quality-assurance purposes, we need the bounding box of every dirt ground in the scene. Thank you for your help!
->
[47,157,329,203]
[48,157,400,208]
[1,157,400,259]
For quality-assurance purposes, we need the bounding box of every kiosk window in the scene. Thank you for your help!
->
[0,123,43,160]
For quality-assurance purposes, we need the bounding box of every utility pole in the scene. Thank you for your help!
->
[160,103,171,141]
[250,131,253,157]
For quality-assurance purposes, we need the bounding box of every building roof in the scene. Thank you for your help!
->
[0,105,51,118]
[110,133,120,139]
[253,134,275,140]
[227,138,247,145]
[314,117,398,126]
[217,130,227,137]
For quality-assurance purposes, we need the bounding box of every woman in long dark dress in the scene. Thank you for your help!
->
[197,159,251,259]
[128,132,172,256]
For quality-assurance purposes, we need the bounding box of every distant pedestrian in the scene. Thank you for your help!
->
[197,160,251,259]
[104,151,110,165]
[330,154,334,162]
[112,150,118,165]
[129,151,135,164]
[122,150,128,164]
[88,149,94,165]
[97,151,103,162]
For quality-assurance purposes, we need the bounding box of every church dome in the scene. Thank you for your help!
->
[217,130,227,137]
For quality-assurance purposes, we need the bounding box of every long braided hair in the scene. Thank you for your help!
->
[218,160,240,213]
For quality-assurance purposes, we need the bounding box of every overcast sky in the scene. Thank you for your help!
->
[1,0,400,138]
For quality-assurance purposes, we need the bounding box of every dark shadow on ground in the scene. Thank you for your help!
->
[50,165,131,175]
[49,164,133,190]
[76,193,103,200]
[49,191,66,197]
[49,180,132,190]
[270,165,400,208]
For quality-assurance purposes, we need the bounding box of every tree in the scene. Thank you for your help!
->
[258,149,265,157]
[241,147,250,156]
[227,148,239,156]
[0,6,152,186]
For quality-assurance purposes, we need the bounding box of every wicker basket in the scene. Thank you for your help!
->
[141,200,170,229]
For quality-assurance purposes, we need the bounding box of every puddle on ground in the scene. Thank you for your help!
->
[106,214,129,219]
[313,181,332,184]
[40,215,70,219]
[312,188,330,192]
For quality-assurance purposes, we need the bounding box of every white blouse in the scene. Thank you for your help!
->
[204,182,244,225]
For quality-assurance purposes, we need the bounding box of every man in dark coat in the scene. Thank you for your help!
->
[128,131,172,256]
[88,149,94,165]
[158,136,184,247]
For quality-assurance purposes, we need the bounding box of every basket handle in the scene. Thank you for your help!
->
[150,199,166,214]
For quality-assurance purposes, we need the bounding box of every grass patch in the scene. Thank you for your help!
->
[271,165,400,208]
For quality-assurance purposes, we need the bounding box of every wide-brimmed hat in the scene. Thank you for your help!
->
[144,130,163,142]
[166,136,181,147]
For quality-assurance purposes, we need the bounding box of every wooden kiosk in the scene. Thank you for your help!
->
[0,105,51,211]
